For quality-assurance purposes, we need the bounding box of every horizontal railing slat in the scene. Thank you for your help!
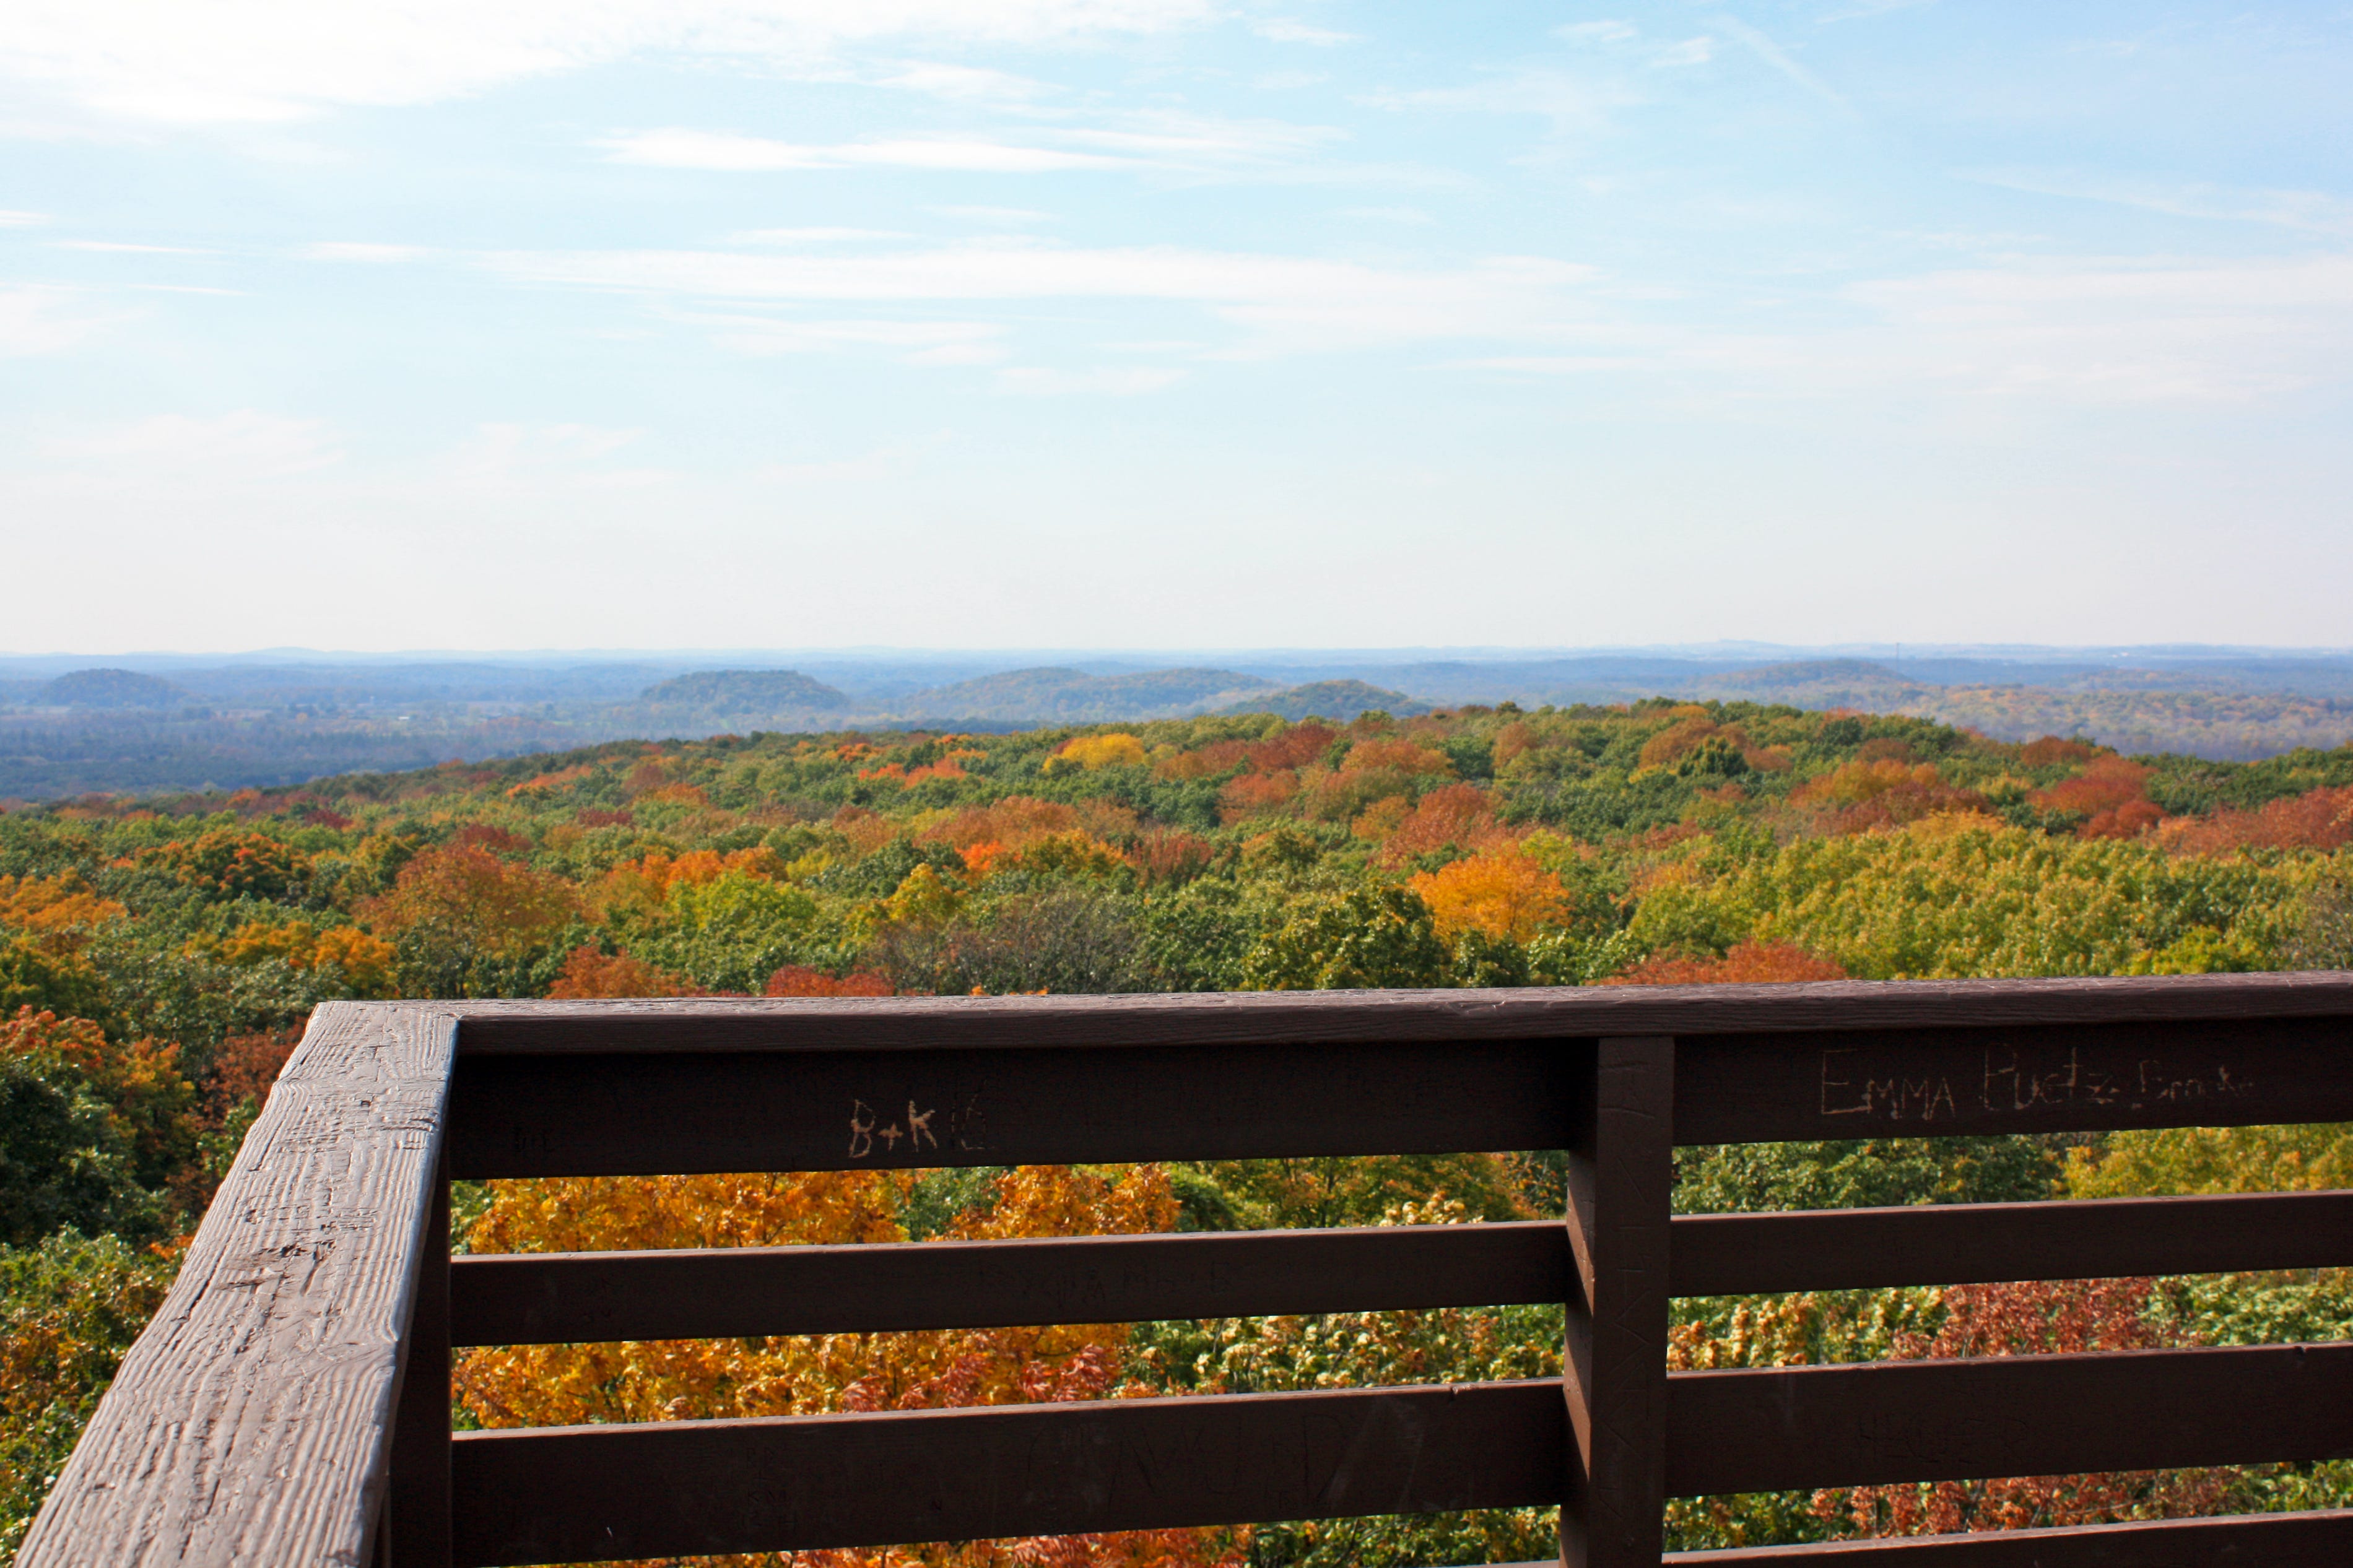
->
[448,1379,1567,1567]
[1666,1343,2353,1496]
[1677,1016,2353,1143]
[1671,1189,2353,1297]
[451,1222,1571,1346]
[1663,1507,2353,1564]
[446,973,2353,1055]
[445,1041,1573,1178]
[453,1190,2353,1348]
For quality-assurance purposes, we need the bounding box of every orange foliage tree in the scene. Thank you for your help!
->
[1409,851,1572,943]
[455,1164,1242,1568]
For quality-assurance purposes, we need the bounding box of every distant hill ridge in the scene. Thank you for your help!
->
[1222,679,1426,721]
[900,666,1276,722]
[639,670,848,709]
[40,669,188,709]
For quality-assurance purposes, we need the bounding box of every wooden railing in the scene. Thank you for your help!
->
[20,974,2353,1567]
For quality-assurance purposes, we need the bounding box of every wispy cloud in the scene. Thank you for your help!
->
[0,209,48,227]
[602,128,1130,173]
[601,111,1354,182]
[1253,20,1355,46]
[0,0,1218,123]
[302,241,435,262]
[479,239,1606,357]
[996,365,1183,394]
[698,313,1008,365]
[1712,14,1847,107]
[1964,170,2353,237]
[54,239,214,254]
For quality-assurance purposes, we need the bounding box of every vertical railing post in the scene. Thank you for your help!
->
[388,1163,453,1566]
[1560,1036,1674,1568]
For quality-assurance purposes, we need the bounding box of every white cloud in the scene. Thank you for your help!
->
[1713,14,1846,108]
[601,128,1129,173]
[0,0,1216,124]
[871,61,1046,102]
[40,410,344,474]
[997,365,1183,394]
[1845,253,2353,402]
[734,227,910,245]
[1964,170,2353,238]
[698,313,1009,364]
[1253,19,1355,46]
[0,209,47,227]
[302,241,433,262]
[54,238,213,254]
[601,111,1347,180]
[0,283,115,355]
[479,240,1604,355]
[1650,37,1715,69]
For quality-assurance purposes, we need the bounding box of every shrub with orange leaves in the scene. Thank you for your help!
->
[922,797,1082,853]
[0,872,126,940]
[1364,781,1511,865]
[1817,1278,2229,1539]
[547,945,702,998]
[1794,761,1989,834]
[204,919,398,996]
[1409,851,1573,943]
[2155,784,2353,855]
[358,844,578,990]
[1217,769,1299,823]
[1126,828,1216,885]
[2019,735,2100,769]
[1606,940,1848,986]
[764,965,892,997]
[134,829,311,900]
[832,806,898,855]
[1339,737,1453,778]
[2032,757,2160,839]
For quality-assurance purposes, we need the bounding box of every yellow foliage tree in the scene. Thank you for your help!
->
[1054,734,1148,771]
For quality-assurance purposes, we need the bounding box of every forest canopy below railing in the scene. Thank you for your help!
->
[4,696,2352,1564]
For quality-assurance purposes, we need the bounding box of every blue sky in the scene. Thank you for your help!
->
[3,2,2349,652]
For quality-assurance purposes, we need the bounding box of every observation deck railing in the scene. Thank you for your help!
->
[19,974,2353,1567]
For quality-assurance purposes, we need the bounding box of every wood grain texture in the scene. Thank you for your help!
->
[19,1002,456,1568]
[451,1221,1570,1346]
[1669,1190,2353,1297]
[1563,1037,1676,1568]
[1666,1343,2353,1497]
[446,972,2353,1056]
[1661,1508,2353,1564]
[449,1379,1567,1567]
[1677,1016,2353,1145]
[444,1040,1572,1179]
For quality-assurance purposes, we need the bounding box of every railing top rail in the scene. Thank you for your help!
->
[446,971,2353,1055]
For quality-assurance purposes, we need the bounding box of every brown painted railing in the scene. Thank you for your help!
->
[20,974,2353,1567]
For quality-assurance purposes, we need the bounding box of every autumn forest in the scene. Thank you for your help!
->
[6,698,2353,1564]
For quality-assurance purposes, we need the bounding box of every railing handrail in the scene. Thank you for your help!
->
[20,974,2353,1568]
